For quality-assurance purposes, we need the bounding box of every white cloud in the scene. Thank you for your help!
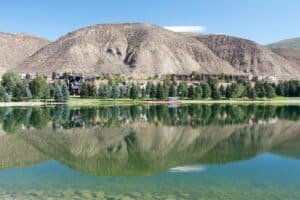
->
[169,165,206,173]
[164,26,206,33]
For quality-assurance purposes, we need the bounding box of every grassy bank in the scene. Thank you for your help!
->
[68,96,300,107]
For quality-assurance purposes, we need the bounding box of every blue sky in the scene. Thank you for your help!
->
[0,0,300,44]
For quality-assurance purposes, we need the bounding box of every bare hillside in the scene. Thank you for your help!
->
[19,23,238,77]
[271,48,300,68]
[195,35,300,79]
[0,32,49,75]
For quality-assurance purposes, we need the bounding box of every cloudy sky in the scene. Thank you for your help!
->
[0,0,300,44]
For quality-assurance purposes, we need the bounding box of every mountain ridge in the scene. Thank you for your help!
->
[267,37,300,51]
[1,23,299,79]
[0,32,50,75]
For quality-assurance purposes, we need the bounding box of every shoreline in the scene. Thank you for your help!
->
[0,98,300,107]
[0,101,63,107]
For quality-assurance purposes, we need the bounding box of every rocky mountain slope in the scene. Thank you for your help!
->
[20,23,236,77]
[195,35,300,79]
[270,48,300,67]
[6,23,299,79]
[0,32,49,75]
[268,37,300,51]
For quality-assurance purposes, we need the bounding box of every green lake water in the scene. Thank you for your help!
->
[0,104,299,199]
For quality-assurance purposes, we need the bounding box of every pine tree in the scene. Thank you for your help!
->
[156,83,165,100]
[177,82,188,98]
[88,84,97,97]
[201,83,211,99]
[195,84,203,99]
[149,83,156,99]
[220,85,226,97]
[129,83,138,99]
[265,83,276,98]
[188,85,195,99]
[98,84,109,98]
[146,82,153,97]
[255,81,265,98]
[111,85,120,99]
[141,88,146,98]
[168,84,177,97]
[247,87,257,100]
[61,83,70,101]
[211,86,221,100]
[53,82,63,102]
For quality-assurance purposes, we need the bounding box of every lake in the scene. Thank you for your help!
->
[0,104,299,199]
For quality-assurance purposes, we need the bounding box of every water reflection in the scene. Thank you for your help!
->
[0,104,299,133]
[0,105,299,177]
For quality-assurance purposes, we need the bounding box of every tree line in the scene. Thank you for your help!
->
[1,70,299,102]
[0,71,69,102]
[81,77,300,100]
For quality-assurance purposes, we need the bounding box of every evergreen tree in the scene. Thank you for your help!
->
[265,83,276,98]
[156,83,165,100]
[88,84,97,97]
[48,84,56,99]
[227,83,244,98]
[177,82,188,98]
[146,82,154,97]
[119,86,127,98]
[187,85,195,99]
[98,84,110,98]
[61,83,70,101]
[141,88,146,98]
[130,83,139,99]
[53,82,63,102]
[211,86,221,100]
[208,77,221,100]
[111,85,120,99]
[0,85,10,102]
[195,84,203,99]
[24,80,32,100]
[247,86,257,100]
[149,83,156,99]
[255,81,265,98]
[201,83,211,99]
[220,85,226,97]
[2,92,10,102]
[80,82,89,97]
[276,82,285,96]
[168,84,177,97]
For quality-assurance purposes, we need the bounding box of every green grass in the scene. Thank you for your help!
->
[67,96,300,107]
[68,96,143,107]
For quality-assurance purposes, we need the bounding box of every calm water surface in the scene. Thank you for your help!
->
[0,104,299,199]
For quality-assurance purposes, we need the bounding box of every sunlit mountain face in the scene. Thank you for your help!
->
[0,104,300,199]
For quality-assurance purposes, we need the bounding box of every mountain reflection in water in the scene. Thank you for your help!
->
[0,104,299,177]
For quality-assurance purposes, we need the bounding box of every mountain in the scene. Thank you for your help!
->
[195,35,300,79]
[0,32,49,75]
[267,37,300,51]
[15,24,300,79]
[270,48,300,67]
[19,23,237,77]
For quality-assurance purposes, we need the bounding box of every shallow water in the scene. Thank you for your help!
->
[0,104,299,199]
